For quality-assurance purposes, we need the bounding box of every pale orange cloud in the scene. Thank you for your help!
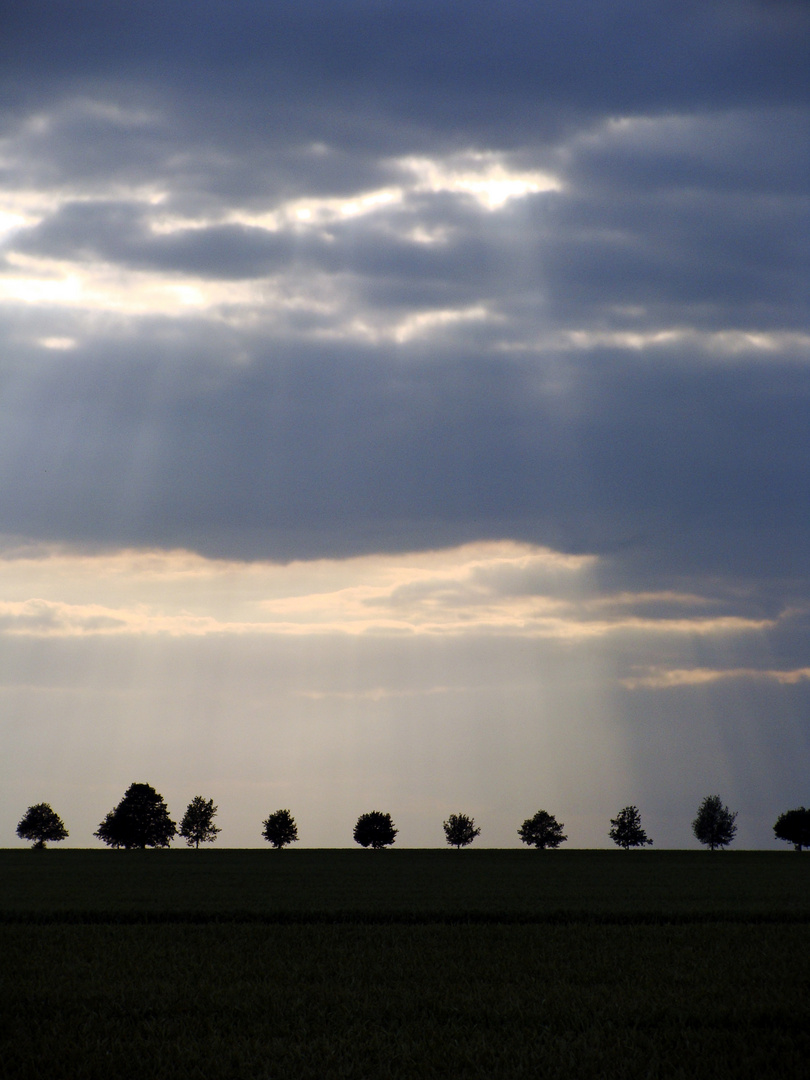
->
[621,666,810,690]
[0,541,776,641]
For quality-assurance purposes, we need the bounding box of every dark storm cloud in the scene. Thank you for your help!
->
[5,98,806,333]
[2,0,809,204]
[2,1,808,132]
[1,320,809,595]
[540,191,809,328]
[10,200,299,280]
[0,0,808,594]
[8,194,502,293]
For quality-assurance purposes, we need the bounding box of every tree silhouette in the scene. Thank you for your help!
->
[692,794,737,851]
[443,813,481,849]
[16,803,68,849]
[262,809,299,849]
[353,811,397,849]
[95,783,176,849]
[609,805,653,850]
[179,796,221,848]
[773,807,810,851]
[518,810,567,849]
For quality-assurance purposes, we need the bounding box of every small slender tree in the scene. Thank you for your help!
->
[95,783,176,849]
[443,813,481,849]
[609,805,653,850]
[773,807,810,851]
[518,810,567,849]
[353,811,398,849]
[262,809,299,849]
[179,796,221,848]
[16,803,68,849]
[692,794,737,851]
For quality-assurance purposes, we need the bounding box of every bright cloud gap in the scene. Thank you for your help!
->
[0,541,779,644]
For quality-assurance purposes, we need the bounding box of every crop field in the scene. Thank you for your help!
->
[1,850,808,1079]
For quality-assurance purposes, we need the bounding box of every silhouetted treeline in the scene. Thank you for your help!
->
[13,787,810,850]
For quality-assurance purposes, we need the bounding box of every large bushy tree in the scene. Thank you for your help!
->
[95,783,176,849]
[443,813,481,849]
[16,803,68,849]
[609,805,653,850]
[353,811,397,849]
[692,795,737,851]
[262,809,299,849]
[773,807,810,851]
[518,810,567,849]
[179,796,221,848]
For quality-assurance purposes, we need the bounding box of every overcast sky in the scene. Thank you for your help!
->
[2,0,809,849]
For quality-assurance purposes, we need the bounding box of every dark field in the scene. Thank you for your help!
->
[1,850,808,1078]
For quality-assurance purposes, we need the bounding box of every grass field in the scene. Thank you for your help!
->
[1,850,808,1078]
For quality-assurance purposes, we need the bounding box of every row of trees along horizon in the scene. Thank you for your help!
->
[13,784,810,852]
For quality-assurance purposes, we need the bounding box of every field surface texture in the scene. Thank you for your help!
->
[1,850,808,1078]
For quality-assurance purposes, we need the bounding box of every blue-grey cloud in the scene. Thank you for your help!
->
[0,322,808,592]
[0,0,807,596]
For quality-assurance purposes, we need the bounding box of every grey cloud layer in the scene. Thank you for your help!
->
[2,2,808,127]
[0,0,808,592]
[2,329,808,587]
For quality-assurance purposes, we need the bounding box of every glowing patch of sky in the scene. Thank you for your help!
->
[560,328,810,356]
[0,541,780,643]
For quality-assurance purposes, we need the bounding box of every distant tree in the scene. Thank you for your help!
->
[609,805,653,850]
[16,803,68,849]
[518,810,567,849]
[94,783,176,849]
[773,807,810,851]
[353,811,398,849]
[443,813,481,850]
[262,809,299,849]
[179,796,221,848]
[692,794,737,851]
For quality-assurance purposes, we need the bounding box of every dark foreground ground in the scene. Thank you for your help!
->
[1,850,808,1078]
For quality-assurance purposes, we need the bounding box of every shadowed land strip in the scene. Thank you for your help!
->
[3,908,810,926]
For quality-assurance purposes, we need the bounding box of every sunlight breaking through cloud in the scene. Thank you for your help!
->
[395,152,562,208]
[1,0,808,852]
[0,542,778,641]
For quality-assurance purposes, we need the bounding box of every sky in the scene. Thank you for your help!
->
[1,0,809,849]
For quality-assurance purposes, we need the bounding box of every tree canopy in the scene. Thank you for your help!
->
[518,810,567,849]
[442,813,481,849]
[179,796,221,848]
[262,809,299,849]
[773,807,810,851]
[692,795,737,851]
[609,805,653,850]
[16,803,68,849]
[94,783,177,849]
[353,811,398,849]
